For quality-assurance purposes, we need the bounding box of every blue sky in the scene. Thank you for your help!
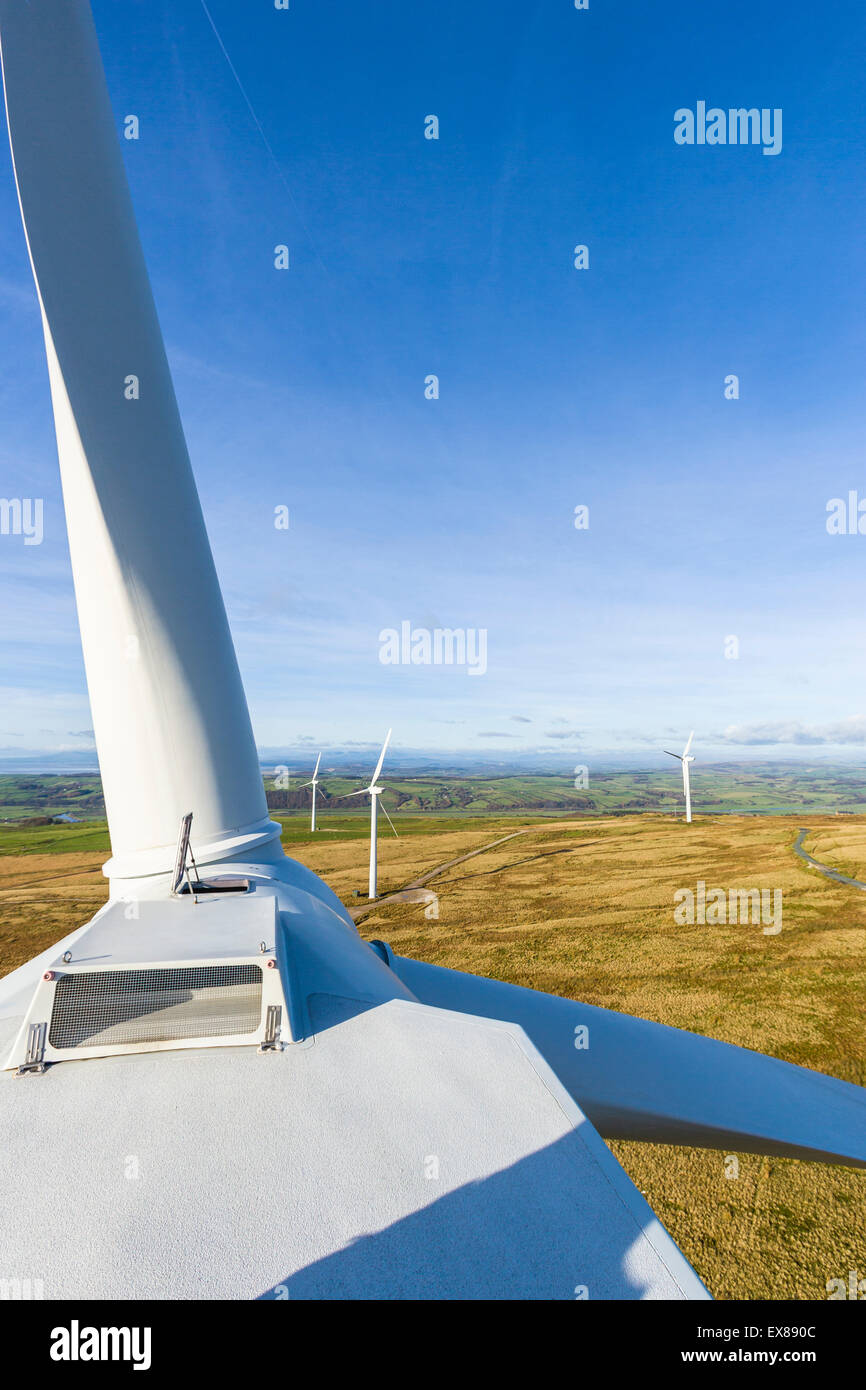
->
[2,0,866,765]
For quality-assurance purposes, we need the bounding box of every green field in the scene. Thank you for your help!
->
[275,762,866,817]
[4,762,866,845]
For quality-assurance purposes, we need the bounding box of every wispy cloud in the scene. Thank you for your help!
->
[721,717,866,746]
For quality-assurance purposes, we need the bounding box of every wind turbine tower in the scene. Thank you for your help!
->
[299,753,322,832]
[347,730,398,898]
[665,731,695,823]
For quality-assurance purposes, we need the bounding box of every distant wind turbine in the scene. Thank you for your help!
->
[347,730,398,897]
[664,731,695,823]
[298,752,322,831]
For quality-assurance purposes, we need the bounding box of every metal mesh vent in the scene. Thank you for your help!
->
[48,964,263,1049]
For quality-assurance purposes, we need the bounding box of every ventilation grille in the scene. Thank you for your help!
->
[48,964,263,1049]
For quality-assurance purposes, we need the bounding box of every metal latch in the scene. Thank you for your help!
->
[259,1004,282,1053]
[15,1021,47,1076]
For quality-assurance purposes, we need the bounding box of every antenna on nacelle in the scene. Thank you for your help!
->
[170,812,200,900]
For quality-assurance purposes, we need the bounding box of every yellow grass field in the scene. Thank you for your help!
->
[1,813,864,1300]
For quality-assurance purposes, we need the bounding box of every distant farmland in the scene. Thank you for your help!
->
[5,762,866,830]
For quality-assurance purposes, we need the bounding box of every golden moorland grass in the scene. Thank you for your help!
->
[0,812,863,1300]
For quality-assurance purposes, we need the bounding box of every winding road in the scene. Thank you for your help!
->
[793,828,866,891]
[348,829,534,922]
[349,825,598,922]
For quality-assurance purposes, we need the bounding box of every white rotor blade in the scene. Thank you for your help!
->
[683,730,694,757]
[312,752,321,779]
[663,751,682,760]
[390,958,866,1168]
[370,728,392,788]
[345,788,369,798]
[379,798,399,838]
[0,0,278,881]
